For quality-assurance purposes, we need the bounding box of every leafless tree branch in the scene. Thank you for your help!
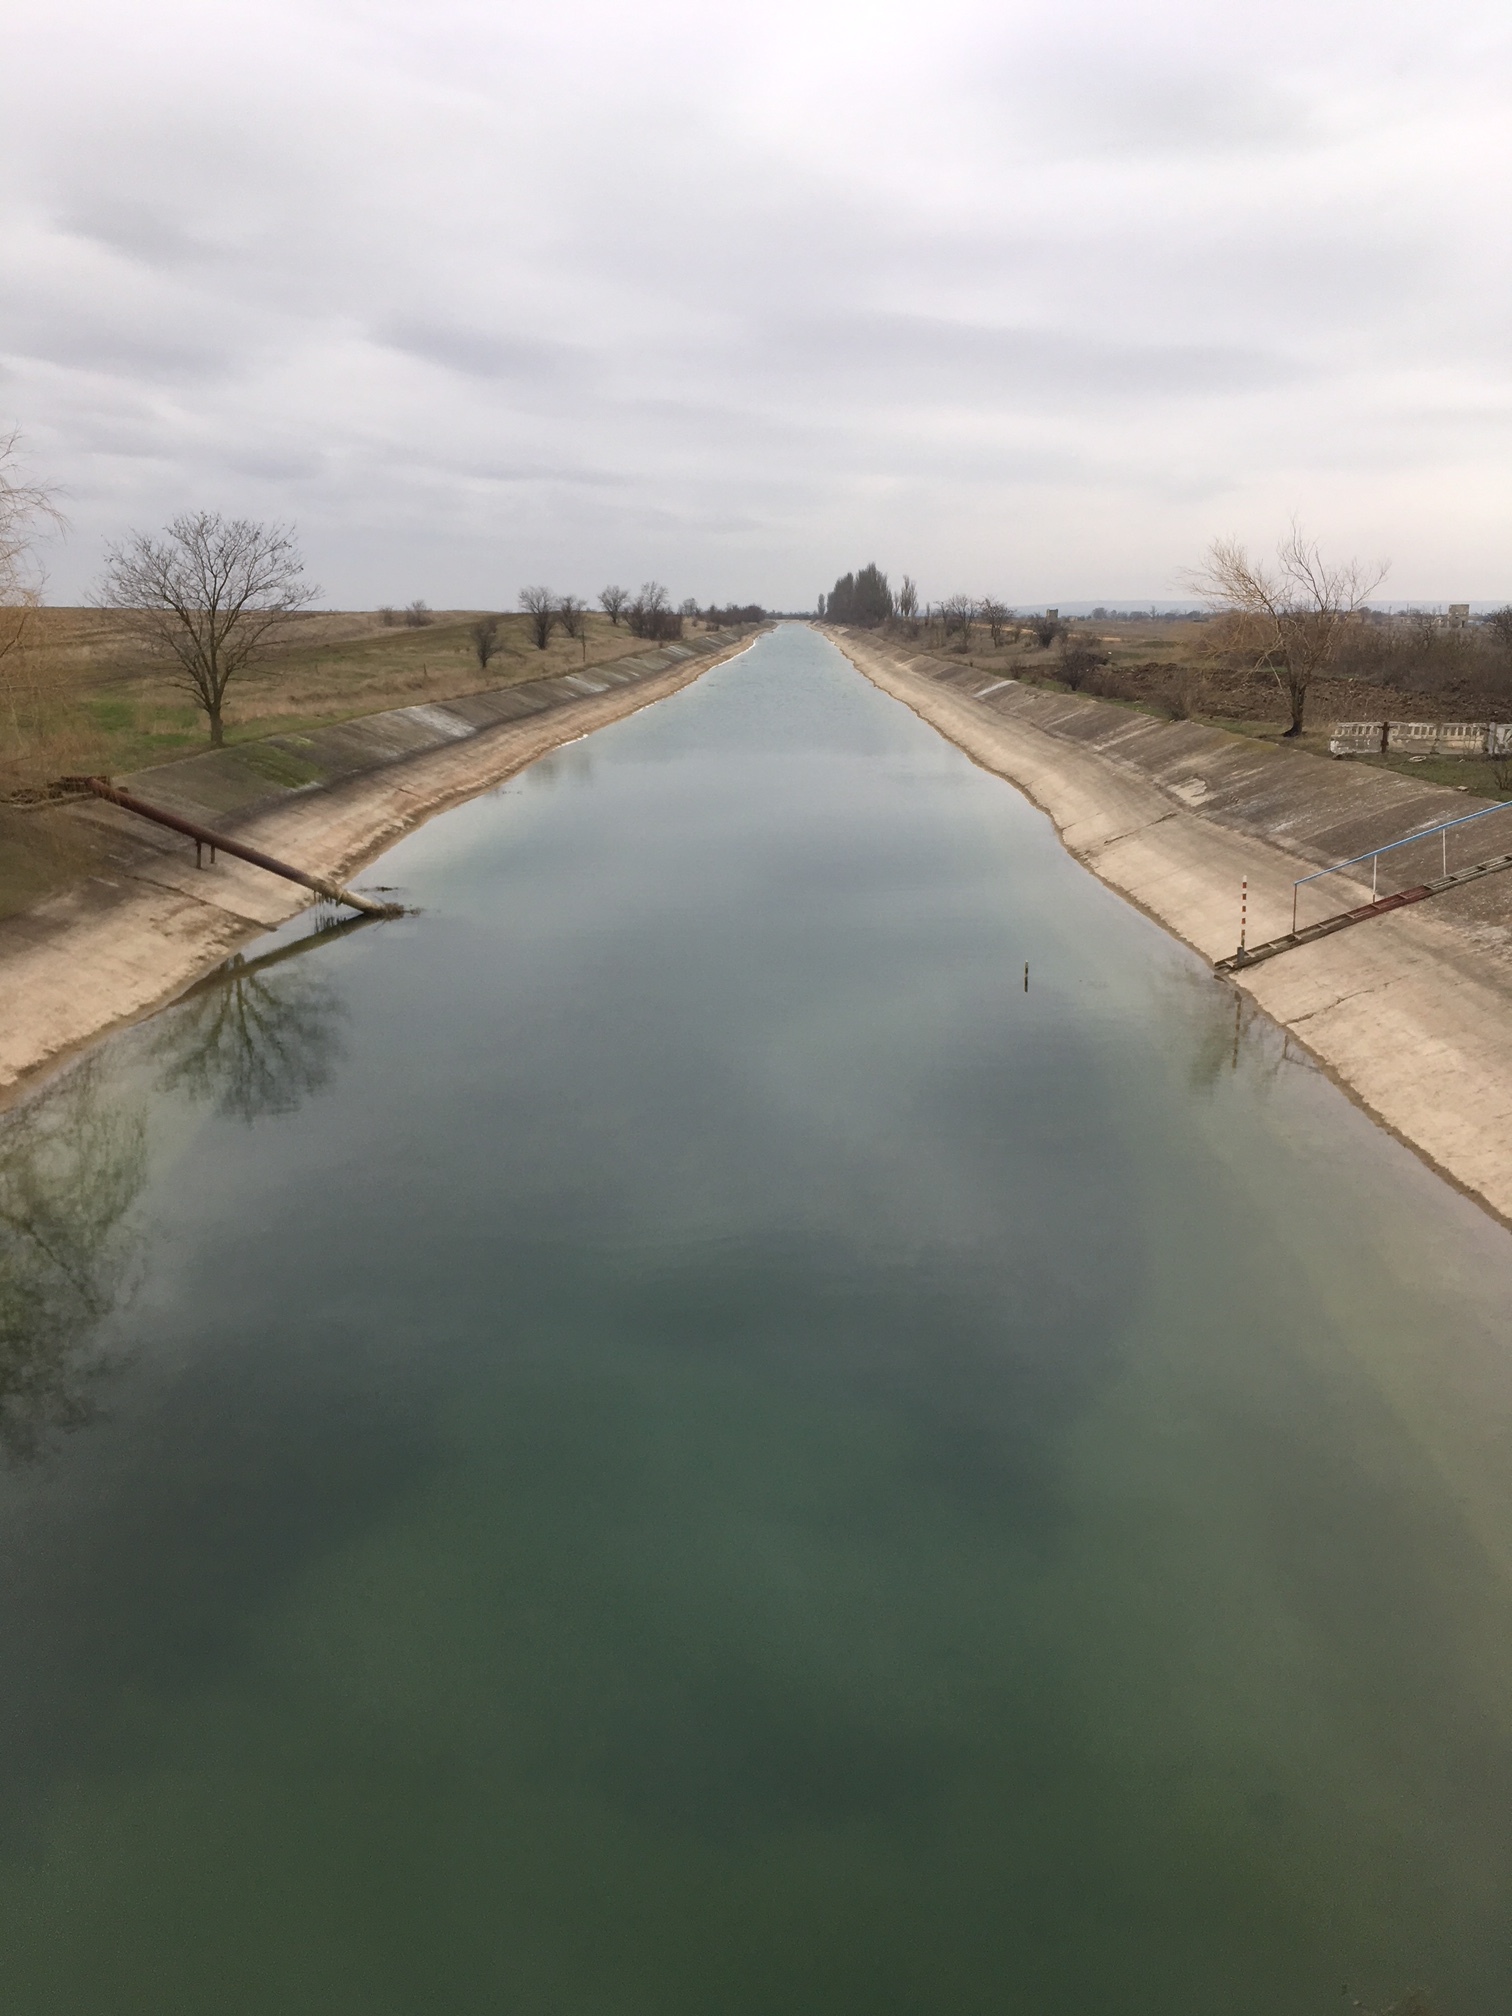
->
[520,586,556,650]
[95,512,317,746]
[1186,520,1388,735]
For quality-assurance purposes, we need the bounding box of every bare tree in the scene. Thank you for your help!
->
[679,596,699,622]
[626,581,681,641]
[599,584,629,626]
[404,599,432,628]
[520,586,556,650]
[470,613,502,671]
[0,1057,145,1460]
[1487,606,1512,690]
[1188,522,1387,736]
[0,432,66,775]
[981,597,1009,648]
[556,594,586,640]
[897,576,919,625]
[941,594,976,648]
[377,605,399,627]
[0,429,63,633]
[97,512,316,747]
[154,943,346,1124]
[1059,633,1105,691]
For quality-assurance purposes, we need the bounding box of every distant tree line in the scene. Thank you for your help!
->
[821,564,894,627]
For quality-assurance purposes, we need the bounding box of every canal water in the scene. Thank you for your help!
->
[2,623,1511,2014]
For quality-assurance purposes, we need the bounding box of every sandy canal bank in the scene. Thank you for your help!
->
[0,629,761,1106]
[830,627,1512,1228]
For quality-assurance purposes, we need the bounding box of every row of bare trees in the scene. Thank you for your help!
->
[821,526,1403,734]
[517,582,690,648]
[820,572,1058,652]
[467,582,758,672]
[906,543,1401,732]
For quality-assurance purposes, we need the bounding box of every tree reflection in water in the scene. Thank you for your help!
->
[152,920,357,1124]
[0,922,358,1460]
[0,1059,146,1458]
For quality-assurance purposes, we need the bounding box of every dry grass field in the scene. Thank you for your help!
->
[1,605,668,787]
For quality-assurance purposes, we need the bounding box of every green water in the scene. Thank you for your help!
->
[2,624,1511,2013]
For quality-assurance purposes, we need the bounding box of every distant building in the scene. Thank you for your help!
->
[1448,603,1470,627]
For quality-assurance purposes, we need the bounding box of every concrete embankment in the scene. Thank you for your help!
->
[831,628,1512,1227]
[0,629,760,1103]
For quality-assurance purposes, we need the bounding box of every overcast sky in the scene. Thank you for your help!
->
[4,0,1509,608]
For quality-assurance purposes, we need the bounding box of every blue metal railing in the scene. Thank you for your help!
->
[1291,798,1512,934]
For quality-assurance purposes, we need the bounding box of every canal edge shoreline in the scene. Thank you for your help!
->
[0,629,765,1111]
[829,627,1512,1233]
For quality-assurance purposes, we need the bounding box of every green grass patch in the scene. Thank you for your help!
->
[1345,750,1512,800]
[83,698,139,733]
[228,741,327,788]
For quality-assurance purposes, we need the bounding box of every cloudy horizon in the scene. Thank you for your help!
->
[4,0,1509,610]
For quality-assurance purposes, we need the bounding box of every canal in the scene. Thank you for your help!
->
[2,622,1511,2012]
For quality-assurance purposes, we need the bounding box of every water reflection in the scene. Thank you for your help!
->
[2,629,1510,2011]
[0,1059,146,1459]
[152,924,356,1123]
[1160,962,1315,1096]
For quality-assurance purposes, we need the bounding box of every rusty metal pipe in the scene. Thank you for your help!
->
[66,776,402,919]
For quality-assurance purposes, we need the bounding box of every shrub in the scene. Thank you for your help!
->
[626,582,683,641]
[470,614,501,671]
[1059,637,1104,690]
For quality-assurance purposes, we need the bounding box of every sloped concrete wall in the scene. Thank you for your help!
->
[876,642,1510,906]
[120,641,726,829]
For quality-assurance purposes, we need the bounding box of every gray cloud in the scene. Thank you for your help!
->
[2,0,1509,605]
[380,320,587,385]
[734,314,1300,403]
